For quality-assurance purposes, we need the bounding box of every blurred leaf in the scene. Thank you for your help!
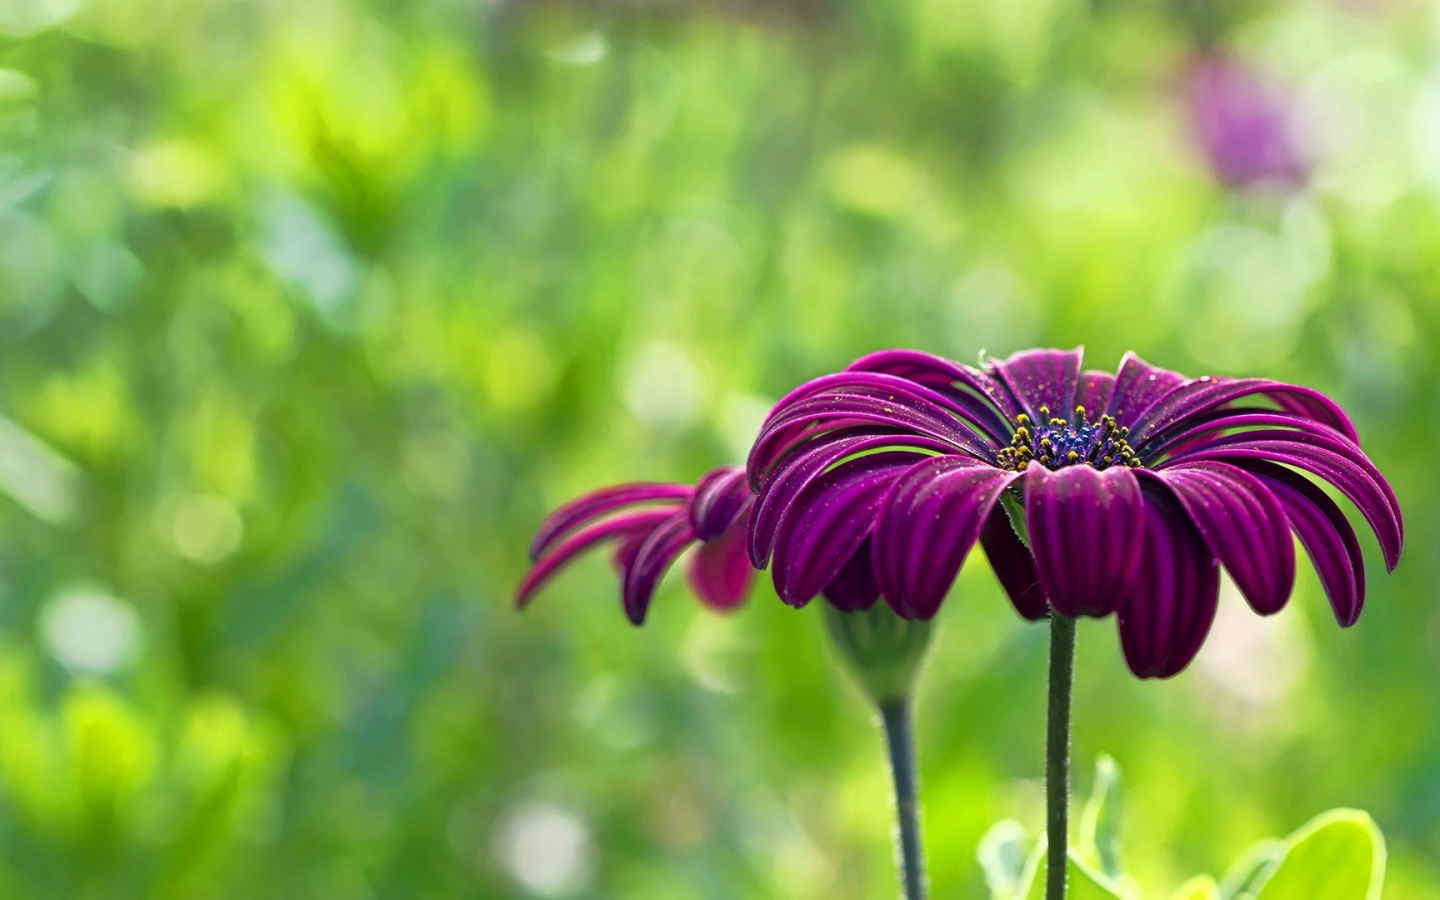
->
[1173,875,1220,900]
[1252,810,1385,900]
[1218,840,1286,900]
[1080,754,1124,880]
[978,819,1029,898]
[1013,837,1136,900]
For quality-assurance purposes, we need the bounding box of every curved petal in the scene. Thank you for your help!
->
[516,508,678,608]
[979,506,1049,620]
[847,349,1020,440]
[748,373,997,479]
[1162,434,1402,570]
[991,347,1084,421]
[1244,460,1367,627]
[529,483,690,559]
[821,539,881,612]
[622,513,697,625]
[871,456,1022,620]
[1117,483,1220,679]
[1150,463,1296,615]
[689,467,752,540]
[1023,463,1145,618]
[748,433,947,568]
[1105,352,1188,427]
[1075,371,1116,417]
[769,452,920,608]
[685,520,754,611]
[1137,408,1356,461]
[1128,377,1359,446]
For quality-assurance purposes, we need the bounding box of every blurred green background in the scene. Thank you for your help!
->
[0,0,1436,895]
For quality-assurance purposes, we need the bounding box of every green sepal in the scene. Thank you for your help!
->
[822,601,933,706]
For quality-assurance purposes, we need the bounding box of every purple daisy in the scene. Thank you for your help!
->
[747,348,1403,678]
[517,467,756,624]
[1185,50,1308,189]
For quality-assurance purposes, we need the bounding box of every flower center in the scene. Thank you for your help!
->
[995,405,1140,472]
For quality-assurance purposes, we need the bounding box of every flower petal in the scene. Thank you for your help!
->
[1138,408,1356,460]
[689,467,752,539]
[529,483,690,559]
[1105,352,1188,427]
[821,538,881,612]
[1163,433,1402,571]
[517,508,679,608]
[1151,462,1295,615]
[979,506,1049,620]
[1128,377,1359,446]
[1117,483,1220,679]
[871,456,1022,620]
[748,373,996,479]
[1075,371,1116,417]
[1023,463,1145,618]
[769,452,919,608]
[622,513,697,625]
[1244,460,1367,627]
[685,520,754,611]
[748,433,946,568]
[991,347,1084,420]
[847,349,1020,440]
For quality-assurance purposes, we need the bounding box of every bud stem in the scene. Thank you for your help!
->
[1046,612,1077,900]
[880,698,925,900]
[822,602,933,900]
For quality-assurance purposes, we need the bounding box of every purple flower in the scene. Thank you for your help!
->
[1186,51,1308,189]
[747,348,1403,678]
[517,467,755,624]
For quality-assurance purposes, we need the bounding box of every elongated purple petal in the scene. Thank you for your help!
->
[1106,352,1188,427]
[847,350,1020,440]
[1024,463,1145,618]
[979,506,1049,620]
[529,484,690,559]
[770,452,920,608]
[1151,463,1295,616]
[689,467,751,539]
[1075,371,1116,416]
[1128,377,1359,446]
[821,539,881,612]
[872,456,1022,620]
[1163,433,1402,570]
[1138,408,1357,460]
[517,508,679,608]
[748,374,997,479]
[1117,483,1220,679]
[991,348,1084,420]
[622,513,697,624]
[1244,460,1367,626]
[748,433,947,568]
[685,520,754,611]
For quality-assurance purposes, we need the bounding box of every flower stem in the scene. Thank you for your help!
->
[1046,612,1077,900]
[879,698,926,900]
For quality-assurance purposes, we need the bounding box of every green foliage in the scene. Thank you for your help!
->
[1080,754,1124,880]
[983,759,1388,900]
[1250,811,1385,900]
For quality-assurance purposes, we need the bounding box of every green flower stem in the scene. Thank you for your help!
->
[822,602,933,900]
[879,697,925,900]
[1046,612,1077,900]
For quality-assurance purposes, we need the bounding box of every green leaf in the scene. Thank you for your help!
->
[978,819,1030,899]
[1013,837,1136,900]
[1252,809,1385,900]
[1172,875,1221,900]
[1080,754,1125,879]
[1218,840,1286,899]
